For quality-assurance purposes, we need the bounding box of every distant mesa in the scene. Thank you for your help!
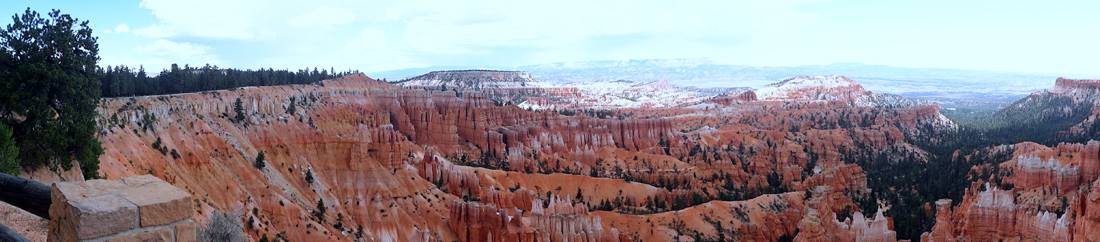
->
[410,69,534,81]
[755,75,870,102]
[1053,77,1100,90]
[747,75,936,110]
[395,70,544,90]
[390,71,936,110]
[392,69,746,109]
[767,75,860,87]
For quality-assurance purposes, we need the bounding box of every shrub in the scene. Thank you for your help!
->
[198,210,247,242]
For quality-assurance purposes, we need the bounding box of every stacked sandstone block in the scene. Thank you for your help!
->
[48,175,195,242]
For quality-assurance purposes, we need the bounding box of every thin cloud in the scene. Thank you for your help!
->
[120,0,825,72]
[114,24,130,34]
[287,6,356,29]
[132,23,177,39]
[135,39,222,66]
[83,0,1100,75]
[337,28,420,71]
[137,0,259,40]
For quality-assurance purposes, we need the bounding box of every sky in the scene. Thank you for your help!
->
[2,0,1098,76]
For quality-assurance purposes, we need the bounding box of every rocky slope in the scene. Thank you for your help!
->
[1048,78,1100,133]
[979,78,1100,136]
[910,77,1100,242]
[921,141,1100,242]
[88,72,960,241]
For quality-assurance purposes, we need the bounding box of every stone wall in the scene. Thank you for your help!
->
[48,175,195,242]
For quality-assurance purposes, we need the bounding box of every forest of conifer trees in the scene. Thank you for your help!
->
[97,64,357,97]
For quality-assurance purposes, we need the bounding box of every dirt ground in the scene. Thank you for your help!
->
[0,201,47,242]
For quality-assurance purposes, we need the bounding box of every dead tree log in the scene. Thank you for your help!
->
[0,173,51,219]
[0,222,32,242]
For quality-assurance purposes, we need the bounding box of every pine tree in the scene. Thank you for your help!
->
[0,9,103,178]
[315,198,326,218]
[575,188,584,204]
[287,96,296,114]
[234,97,245,122]
[253,151,265,169]
[305,169,314,184]
[0,123,20,175]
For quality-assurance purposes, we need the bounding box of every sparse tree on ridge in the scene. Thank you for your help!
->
[305,169,314,185]
[287,97,296,114]
[253,151,265,169]
[315,198,326,219]
[234,97,245,122]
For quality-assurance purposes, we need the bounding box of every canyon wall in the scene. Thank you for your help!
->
[923,141,1100,242]
[90,74,947,241]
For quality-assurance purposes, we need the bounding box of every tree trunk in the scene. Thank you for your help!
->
[0,173,51,219]
[0,221,32,242]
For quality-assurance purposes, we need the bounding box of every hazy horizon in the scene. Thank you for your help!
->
[366,58,1089,79]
